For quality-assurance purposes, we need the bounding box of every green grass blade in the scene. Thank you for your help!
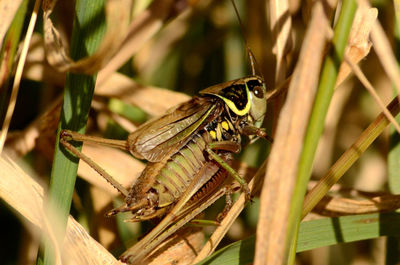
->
[41,0,106,264]
[286,0,357,263]
[197,212,400,265]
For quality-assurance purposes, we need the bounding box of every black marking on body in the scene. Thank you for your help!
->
[221,84,248,111]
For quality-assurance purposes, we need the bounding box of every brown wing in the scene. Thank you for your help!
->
[127,97,218,162]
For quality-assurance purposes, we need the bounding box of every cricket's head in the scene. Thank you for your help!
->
[200,75,267,128]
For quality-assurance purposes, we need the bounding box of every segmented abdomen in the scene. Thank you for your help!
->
[153,133,209,207]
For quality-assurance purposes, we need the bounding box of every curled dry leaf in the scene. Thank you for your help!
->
[356,0,400,97]
[23,33,65,86]
[336,6,377,86]
[42,0,131,74]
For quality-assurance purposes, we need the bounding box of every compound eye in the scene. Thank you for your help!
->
[253,86,264,98]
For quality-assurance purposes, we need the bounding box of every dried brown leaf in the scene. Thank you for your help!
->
[145,227,204,265]
[255,3,329,265]
[313,194,400,216]
[336,7,377,86]
[23,33,65,85]
[356,0,400,99]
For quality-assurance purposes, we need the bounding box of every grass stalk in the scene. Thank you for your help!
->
[286,0,357,263]
[40,0,106,264]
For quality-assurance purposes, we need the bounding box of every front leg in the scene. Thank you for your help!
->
[241,125,274,143]
[205,141,251,201]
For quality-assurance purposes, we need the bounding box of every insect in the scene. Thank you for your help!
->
[59,1,271,264]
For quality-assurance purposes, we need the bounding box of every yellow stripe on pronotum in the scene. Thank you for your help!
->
[215,82,251,116]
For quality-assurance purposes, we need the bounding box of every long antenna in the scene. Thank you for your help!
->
[230,0,258,76]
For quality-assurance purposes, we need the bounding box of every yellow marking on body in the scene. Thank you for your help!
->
[215,83,251,116]
[210,130,217,140]
[216,123,223,141]
[227,119,234,131]
[221,121,229,131]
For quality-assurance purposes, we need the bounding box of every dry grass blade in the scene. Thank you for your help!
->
[302,97,400,218]
[144,227,204,265]
[345,56,400,134]
[0,155,47,232]
[42,0,130,74]
[65,218,123,265]
[0,0,41,153]
[0,155,63,265]
[254,3,329,265]
[0,154,122,265]
[313,194,400,216]
[268,0,292,83]
[0,0,23,45]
